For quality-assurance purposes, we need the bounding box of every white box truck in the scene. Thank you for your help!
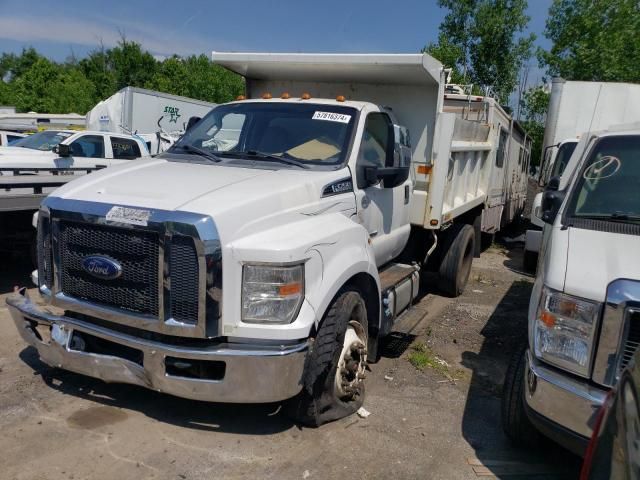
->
[8,53,529,426]
[86,87,217,154]
[524,79,640,270]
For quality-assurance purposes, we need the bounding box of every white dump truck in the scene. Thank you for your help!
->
[524,79,640,270]
[86,87,216,154]
[8,53,529,425]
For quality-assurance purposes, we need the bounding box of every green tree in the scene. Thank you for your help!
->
[540,0,640,81]
[79,46,117,102]
[519,86,550,166]
[424,0,535,103]
[11,57,95,113]
[108,39,157,90]
[145,54,244,103]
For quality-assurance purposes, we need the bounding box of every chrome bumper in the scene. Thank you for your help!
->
[7,291,308,403]
[524,350,607,440]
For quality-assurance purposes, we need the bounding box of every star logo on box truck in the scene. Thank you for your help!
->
[163,105,181,123]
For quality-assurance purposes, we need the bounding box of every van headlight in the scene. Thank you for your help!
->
[534,287,601,377]
[241,264,304,324]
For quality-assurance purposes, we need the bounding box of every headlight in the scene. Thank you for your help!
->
[241,264,304,324]
[534,287,601,377]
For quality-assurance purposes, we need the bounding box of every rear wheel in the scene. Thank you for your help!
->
[287,289,368,427]
[437,224,475,297]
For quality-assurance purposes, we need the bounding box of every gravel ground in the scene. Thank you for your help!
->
[0,244,581,480]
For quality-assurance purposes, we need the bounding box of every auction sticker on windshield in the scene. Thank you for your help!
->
[106,206,151,226]
[312,111,351,123]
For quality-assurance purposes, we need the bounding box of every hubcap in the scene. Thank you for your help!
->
[335,320,367,400]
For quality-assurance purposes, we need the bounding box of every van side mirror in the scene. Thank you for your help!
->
[541,176,564,224]
[186,116,201,132]
[56,144,71,157]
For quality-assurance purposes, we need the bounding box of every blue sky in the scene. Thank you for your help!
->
[0,0,553,84]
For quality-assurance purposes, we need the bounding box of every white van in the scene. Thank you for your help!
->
[502,127,640,454]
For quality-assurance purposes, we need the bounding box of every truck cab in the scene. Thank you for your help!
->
[503,127,640,455]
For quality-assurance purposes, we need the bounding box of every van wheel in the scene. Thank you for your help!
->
[437,224,475,297]
[286,290,368,427]
[501,345,540,446]
[523,249,537,273]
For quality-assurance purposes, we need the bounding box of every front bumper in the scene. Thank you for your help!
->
[524,350,607,454]
[7,290,308,403]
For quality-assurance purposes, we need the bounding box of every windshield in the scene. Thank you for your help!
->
[567,135,640,222]
[11,130,72,151]
[172,102,358,167]
[550,141,577,178]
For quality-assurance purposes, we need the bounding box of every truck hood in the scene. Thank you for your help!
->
[564,227,640,302]
[49,157,356,241]
[0,147,56,168]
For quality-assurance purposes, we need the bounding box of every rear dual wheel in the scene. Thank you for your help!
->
[287,289,368,427]
[437,224,475,297]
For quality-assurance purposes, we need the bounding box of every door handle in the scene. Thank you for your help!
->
[404,185,410,204]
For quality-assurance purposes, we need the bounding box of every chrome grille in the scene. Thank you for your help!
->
[37,214,52,288]
[169,235,199,324]
[59,221,160,316]
[620,310,640,374]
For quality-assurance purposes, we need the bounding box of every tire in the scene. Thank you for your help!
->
[286,289,369,427]
[501,345,540,447]
[523,249,538,273]
[437,224,475,297]
[480,232,495,251]
[30,238,38,267]
[473,214,482,258]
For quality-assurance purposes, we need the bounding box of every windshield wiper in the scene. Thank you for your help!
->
[173,144,223,163]
[236,150,309,169]
[577,212,640,223]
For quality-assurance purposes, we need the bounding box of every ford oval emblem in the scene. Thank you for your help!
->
[81,256,122,280]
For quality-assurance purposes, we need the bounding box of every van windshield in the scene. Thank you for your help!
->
[567,135,640,223]
[550,141,577,178]
[172,102,358,168]
[11,130,72,151]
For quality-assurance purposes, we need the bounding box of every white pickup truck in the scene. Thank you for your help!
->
[0,129,149,260]
[503,126,640,455]
[8,53,529,426]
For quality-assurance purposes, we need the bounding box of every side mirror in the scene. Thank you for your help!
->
[364,166,409,189]
[56,144,71,157]
[540,176,564,224]
[186,116,201,132]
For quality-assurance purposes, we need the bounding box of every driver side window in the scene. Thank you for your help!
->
[356,112,393,187]
[69,135,105,158]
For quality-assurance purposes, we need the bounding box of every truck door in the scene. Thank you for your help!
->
[58,134,108,172]
[354,111,412,267]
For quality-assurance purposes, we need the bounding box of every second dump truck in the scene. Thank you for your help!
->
[8,53,529,425]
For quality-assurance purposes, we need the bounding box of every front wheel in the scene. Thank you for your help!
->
[286,289,368,427]
[501,345,540,446]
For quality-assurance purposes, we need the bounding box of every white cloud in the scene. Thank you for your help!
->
[0,14,228,57]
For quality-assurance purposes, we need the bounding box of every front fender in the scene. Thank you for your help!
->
[230,213,380,336]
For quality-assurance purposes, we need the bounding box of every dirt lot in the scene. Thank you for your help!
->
[0,243,581,480]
